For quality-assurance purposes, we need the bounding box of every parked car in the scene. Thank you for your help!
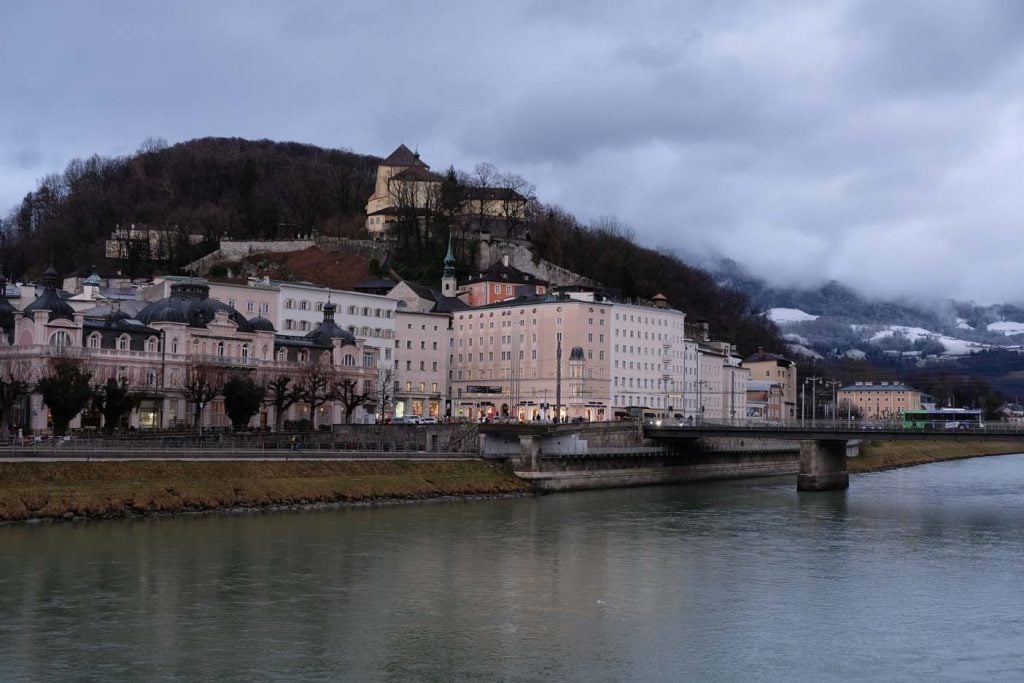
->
[391,416,422,425]
[418,416,438,424]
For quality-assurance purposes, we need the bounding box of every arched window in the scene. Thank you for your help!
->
[299,350,309,363]
[118,335,130,351]
[277,348,287,361]
[241,344,250,362]
[343,354,356,367]
[321,351,331,365]
[172,338,179,354]
[261,344,268,360]
[49,330,73,348]
[217,341,225,357]
[146,336,157,353]
[88,333,101,348]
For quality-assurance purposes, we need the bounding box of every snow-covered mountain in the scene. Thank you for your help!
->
[710,257,1024,361]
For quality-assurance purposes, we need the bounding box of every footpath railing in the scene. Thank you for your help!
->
[0,442,494,460]
[0,425,490,459]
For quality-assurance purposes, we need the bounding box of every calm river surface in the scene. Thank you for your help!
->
[5,455,1024,682]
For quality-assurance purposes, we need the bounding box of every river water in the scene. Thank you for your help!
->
[4,454,1024,681]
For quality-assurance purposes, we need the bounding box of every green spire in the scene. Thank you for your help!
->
[443,233,456,278]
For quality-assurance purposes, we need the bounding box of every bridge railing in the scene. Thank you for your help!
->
[648,418,1024,436]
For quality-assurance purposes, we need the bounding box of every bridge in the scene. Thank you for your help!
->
[643,420,1024,491]
[480,420,1024,492]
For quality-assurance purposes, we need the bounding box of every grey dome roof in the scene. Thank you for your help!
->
[569,346,585,361]
[304,301,355,346]
[136,280,253,332]
[23,268,75,322]
[248,315,275,332]
[0,300,15,331]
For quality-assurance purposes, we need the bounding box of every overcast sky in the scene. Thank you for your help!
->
[3,1,1024,304]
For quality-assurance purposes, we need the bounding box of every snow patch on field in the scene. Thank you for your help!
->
[860,325,989,356]
[987,321,1024,336]
[768,308,818,323]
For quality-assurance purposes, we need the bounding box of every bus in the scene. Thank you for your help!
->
[901,409,984,431]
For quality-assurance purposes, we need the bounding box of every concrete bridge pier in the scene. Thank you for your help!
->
[517,434,541,472]
[798,439,849,491]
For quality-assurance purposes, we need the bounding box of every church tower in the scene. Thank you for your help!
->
[441,234,457,298]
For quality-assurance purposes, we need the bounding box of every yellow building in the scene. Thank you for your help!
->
[365,145,526,235]
[838,381,922,419]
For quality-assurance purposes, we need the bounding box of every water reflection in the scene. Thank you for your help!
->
[4,455,1024,681]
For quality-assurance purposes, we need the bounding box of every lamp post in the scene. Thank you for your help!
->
[159,328,166,430]
[805,376,821,424]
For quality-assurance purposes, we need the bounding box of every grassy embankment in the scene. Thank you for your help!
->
[0,460,531,522]
[850,439,1024,474]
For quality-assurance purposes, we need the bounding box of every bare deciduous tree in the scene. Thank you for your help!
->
[0,359,32,435]
[375,368,396,423]
[298,360,335,431]
[180,365,225,434]
[334,378,371,425]
[264,374,303,432]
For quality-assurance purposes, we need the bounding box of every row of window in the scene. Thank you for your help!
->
[398,340,440,350]
[396,381,440,394]
[282,300,394,318]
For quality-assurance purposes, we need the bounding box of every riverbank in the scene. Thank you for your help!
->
[0,460,531,522]
[850,439,1024,473]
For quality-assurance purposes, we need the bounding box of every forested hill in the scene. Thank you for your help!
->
[1,137,783,355]
[2,137,379,278]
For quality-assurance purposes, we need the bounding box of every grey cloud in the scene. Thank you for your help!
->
[3,0,1024,304]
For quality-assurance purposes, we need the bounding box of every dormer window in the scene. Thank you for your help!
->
[118,335,130,351]
[88,333,101,348]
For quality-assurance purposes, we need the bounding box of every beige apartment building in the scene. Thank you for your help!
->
[609,296,688,417]
[449,296,612,422]
[693,340,748,421]
[742,349,798,420]
[838,382,922,419]
[393,309,451,419]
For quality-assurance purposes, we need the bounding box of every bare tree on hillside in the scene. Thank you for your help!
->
[497,172,535,240]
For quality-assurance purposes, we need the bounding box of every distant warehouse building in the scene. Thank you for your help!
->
[838,381,922,419]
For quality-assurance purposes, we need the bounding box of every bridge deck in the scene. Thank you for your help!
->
[645,421,1024,442]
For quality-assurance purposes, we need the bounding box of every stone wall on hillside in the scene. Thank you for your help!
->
[186,239,316,274]
[477,235,599,288]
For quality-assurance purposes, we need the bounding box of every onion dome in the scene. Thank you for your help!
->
[23,266,75,322]
[305,300,355,346]
[248,315,275,332]
[136,279,253,331]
